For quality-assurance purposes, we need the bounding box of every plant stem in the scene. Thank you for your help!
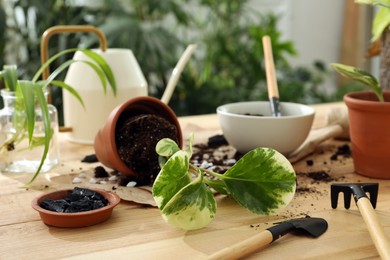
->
[189,164,223,180]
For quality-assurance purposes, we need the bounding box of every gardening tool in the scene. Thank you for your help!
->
[207,217,328,260]
[331,183,390,260]
[161,44,197,104]
[288,106,349,162]
[262,35,281,117]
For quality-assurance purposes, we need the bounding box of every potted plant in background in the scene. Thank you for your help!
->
[332,0,390,179]
[0,48,116,185]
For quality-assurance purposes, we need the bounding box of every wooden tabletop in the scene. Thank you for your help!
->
[1,102,389,260]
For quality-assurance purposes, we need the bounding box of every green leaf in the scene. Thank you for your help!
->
[185,133,194,158]
[1,65,18,91]
[32,48,116,96]
[153,150,192,210]
[50,80,85,108]
[18,81,37,142]
[372,6,390,41]
[160,172,217,230]
[156,138,181,157]
[32,48,79,82]
[331,63,384,101]
[156,138,182,168]
[80,49,117,95]
[17,81,51,185]
[204,178,229,195]
[28,84,51,184]
[219,148,296,215]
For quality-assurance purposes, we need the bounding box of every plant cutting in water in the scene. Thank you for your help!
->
[152,135,296,230]
[0,48,116,185]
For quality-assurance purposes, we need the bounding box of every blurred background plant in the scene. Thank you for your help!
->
[0,0,363,120]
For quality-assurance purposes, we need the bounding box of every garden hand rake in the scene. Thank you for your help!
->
[331,183,390,260]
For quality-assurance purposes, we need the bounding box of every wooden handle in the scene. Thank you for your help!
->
[207,230,273,260]
[262,36,279,99]
[357,198,390,260]
[288,124,343,163]
[40,25,107,104]
[40,25,107,80]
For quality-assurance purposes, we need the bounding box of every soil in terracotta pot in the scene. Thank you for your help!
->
[115,114,180,186]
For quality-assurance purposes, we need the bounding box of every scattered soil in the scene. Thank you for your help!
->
[39,187,108,213]
[115,114,180,186]
[94,166,110,178]
[81,154,98,163]
[330,144,352,160]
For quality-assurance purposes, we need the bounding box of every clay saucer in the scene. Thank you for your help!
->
[32,188,121,228]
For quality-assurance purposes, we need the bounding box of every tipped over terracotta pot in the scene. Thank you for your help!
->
[94,96,183,184]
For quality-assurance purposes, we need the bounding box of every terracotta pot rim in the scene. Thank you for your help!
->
[344,91,390,112]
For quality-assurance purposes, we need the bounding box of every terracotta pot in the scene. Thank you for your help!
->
[344,91,390,179]
[94,96,182,176]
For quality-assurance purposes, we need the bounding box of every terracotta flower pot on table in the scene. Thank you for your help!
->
[344,91,390,179]
[94,96,183,182]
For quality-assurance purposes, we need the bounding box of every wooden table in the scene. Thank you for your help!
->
[1,102,389,260]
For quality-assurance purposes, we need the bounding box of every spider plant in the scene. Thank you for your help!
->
[0,48,116,185]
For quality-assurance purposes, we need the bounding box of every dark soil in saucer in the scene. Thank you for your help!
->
[40,187,108,213]
[115,114,179,186]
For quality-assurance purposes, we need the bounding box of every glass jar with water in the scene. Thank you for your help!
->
[0,89,59,173]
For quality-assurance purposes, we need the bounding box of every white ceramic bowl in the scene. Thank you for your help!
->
[217,101,315,155]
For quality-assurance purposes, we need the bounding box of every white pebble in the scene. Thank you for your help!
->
[99,180,108,185]
[200,160,213,169]
[108,175,118,181]
[224,159,236,165]
[126,181,137,187]
[72,177,82,184]
[89,178,97,184]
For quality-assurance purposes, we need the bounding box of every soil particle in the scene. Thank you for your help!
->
[330,143,351,161]
[115,114,179,186]
[306,171,334,182]
[94,166,109,178]
[81,154,98,163]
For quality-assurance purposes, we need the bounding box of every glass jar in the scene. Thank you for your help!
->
[0,89,59,173]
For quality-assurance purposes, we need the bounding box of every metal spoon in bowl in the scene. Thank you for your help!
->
[262,35,281,117]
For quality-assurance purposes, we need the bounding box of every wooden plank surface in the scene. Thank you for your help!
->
[0,102,389,260]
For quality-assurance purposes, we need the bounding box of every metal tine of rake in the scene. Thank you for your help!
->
[330,183,390,260]
[331,183,378,209]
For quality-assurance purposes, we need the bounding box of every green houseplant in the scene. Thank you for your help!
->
[152,135,296,230]
[331,0,390,179]
[0,48,116,185]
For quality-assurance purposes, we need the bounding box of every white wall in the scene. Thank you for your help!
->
[248,0,346,91]
[289,0,345,67]
[249,0,345,67]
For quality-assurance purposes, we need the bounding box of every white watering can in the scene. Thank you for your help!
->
[41,25,196,144]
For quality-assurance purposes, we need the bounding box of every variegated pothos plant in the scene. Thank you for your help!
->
[152,135,297,230]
